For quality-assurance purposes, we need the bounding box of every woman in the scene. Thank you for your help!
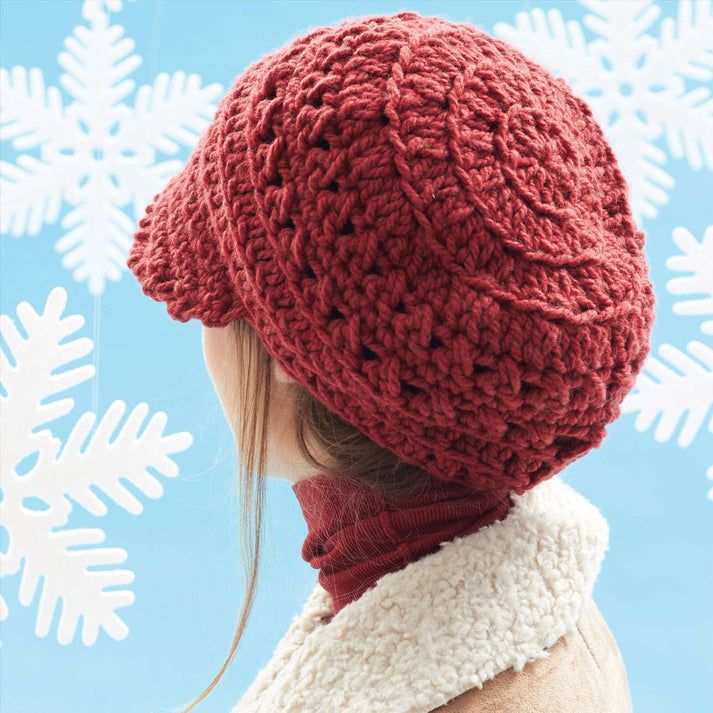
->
[128,10,654,712]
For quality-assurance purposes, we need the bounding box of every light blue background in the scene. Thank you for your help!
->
[1,1,711,712]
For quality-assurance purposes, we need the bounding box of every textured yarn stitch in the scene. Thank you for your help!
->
[127,11,656,495]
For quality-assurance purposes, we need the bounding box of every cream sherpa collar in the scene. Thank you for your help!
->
[230,477,609,713]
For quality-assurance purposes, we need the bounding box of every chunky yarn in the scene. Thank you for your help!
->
[127,10,655,495]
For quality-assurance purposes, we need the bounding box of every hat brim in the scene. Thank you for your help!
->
[127,122,248,328]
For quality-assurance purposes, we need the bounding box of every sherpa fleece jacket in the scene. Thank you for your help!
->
[230,477,633,713]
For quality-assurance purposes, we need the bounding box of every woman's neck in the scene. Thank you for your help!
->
[291,471,511,614]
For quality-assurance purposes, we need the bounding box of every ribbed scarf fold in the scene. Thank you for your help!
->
[291,472,511,614]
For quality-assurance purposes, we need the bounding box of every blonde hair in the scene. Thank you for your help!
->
[179,319,432,711]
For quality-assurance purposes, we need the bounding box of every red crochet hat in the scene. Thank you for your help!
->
[127,10,655,496]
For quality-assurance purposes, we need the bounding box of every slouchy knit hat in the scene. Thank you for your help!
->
[127,10,655,496]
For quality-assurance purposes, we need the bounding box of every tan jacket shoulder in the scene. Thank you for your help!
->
[433,598,632,713]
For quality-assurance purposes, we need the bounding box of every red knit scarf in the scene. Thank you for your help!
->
[291,472,512,614]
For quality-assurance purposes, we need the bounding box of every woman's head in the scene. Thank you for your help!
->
[128,10,655,710]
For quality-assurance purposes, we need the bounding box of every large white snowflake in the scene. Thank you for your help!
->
[0,287,193,645]
[621,225,713,499]
[0,0,223,295]
[494,0,713,224]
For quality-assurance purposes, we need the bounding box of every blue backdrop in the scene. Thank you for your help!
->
[1,1,711,712]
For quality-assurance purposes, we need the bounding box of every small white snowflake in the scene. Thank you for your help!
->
[620,339,713,499]
[621,224,713,500]
[494,0,713,223]
[0,287,193,645]
[0,0,223,295]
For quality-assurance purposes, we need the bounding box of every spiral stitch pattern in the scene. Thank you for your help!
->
[127,11,656,495]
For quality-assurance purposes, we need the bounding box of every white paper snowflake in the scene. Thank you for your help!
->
[494,0,713,223]
[0,0,222,295]
[0,287,193,645]
[621,225,713,500]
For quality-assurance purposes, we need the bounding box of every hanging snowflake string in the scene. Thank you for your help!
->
[494,0,713,224]
[0,0,222,295]
[0,287,193,645]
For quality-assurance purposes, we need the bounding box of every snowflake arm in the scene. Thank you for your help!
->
[0,66,81,236]
[639,1,713,170]
[650,86,713,171]
[0,155,78,236]
[620,340,713,447]
[0,287,94,470]
[666,225,713,334]
[122,71,224,155]
[645,0,713,84]
[493,7,604,95]
[14,521,135,645]
[602,111,675,222]
[580,0,662,45]
[0,66,74,150]
[56,401,193,517]
[55,192,136,293]
[82,0,128,23]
